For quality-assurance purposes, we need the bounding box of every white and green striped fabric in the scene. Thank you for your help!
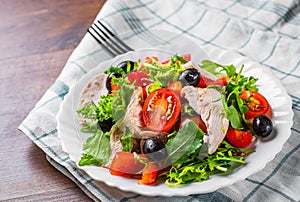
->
[19,0,300,201]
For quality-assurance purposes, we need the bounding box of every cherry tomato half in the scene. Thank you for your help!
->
[142,88,181,132]
[226,127,252,148]
[109,152,146,177]
[240,91,272,119]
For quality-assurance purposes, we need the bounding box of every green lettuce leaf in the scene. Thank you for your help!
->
[111,79,135,122]
[142,59,184,87]
[77,94,113,123]
[79,130,111,166]
[164,141,252,187]
[165,121,205,165]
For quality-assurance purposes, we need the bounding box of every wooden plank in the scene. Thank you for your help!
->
[0,0,106,200]
[0,0,105,60]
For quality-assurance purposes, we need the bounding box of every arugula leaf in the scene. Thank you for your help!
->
[200,60,219,73]
[171,54,188,64]
[226,105,244,129]
[164,141,251,187]
[79,130,111,166]
[201,60,259,130]
[201,60,237,77]
[165,121,205,165]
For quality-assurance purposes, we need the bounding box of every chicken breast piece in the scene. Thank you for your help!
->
[77,73,108,124]
[107,87,144,166]
[181,86,229,154]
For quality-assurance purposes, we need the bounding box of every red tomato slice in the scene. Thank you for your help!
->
[109,152,146,177]
[142,86,148,98]
[240,91,272,119]
[142,88,181,132]
[127,71,152,87]
[226,127,252,148]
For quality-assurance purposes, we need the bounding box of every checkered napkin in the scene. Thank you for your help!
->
[19,0,300,201]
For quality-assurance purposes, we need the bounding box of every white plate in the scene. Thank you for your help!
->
[57,47,293,196]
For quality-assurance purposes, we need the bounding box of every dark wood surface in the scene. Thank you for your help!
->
[0,0,106,201]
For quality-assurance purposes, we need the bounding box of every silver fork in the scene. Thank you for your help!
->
[88,20,134,56]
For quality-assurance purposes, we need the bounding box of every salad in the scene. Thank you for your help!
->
[76,53,274,187]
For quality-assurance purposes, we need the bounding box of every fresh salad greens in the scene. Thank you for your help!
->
[201,60,258,130]
[142,56,185,87]
[162,121,252,187]
[165,140,251,187]
[76,54,265,187]
[78,130,111,166]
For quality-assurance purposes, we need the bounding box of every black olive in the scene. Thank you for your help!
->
[252,114,273,138]
[178,68,201,87]
[117,60,135,73]
[106,72,122,93]
[98,118,115,132]
[142,138,167,162]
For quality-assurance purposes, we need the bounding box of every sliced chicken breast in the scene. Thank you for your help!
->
[77,73,108,124]
[107,87,144,166]
[181,86,229,154]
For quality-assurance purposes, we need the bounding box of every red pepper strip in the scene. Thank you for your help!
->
[198,76,227,88]
[138,163,159,185]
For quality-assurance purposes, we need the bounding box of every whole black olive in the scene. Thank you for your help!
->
[142,138,167,162]
[98,118,115,132]
[178,68,201,87]
[252,114,273,138]
[106,72,122,93]
[117,60,135,73]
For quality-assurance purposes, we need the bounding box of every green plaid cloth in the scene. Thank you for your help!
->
[19,0,300,201]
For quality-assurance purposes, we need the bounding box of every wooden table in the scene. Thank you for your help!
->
[0,0,106,201]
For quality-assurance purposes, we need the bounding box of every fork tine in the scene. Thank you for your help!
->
[87,29,118,56]
[97,21,134,52]
[87,26,116,55]
[92,22,124,55]
[88,20,133,56]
